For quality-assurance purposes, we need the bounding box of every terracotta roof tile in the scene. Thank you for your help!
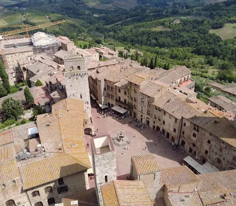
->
[160,166,199,188]
[0,143,15,161]
[0,130,13,146]
[114,180,153,206]
[102,180,152,206]
[199,189,233,205]
[127,74,146,85]
[167,191,203,206]
[101,181,119,206]
[132,154,160,175]
[0,159,20,184]
[20,153,88,190]
[21,99,91,189]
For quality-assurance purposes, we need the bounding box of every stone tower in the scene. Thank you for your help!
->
[64,55,91,119]
[91,135,116,206]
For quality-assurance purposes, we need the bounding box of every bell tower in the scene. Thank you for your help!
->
[64,55,91,119]
[91,135,116,206]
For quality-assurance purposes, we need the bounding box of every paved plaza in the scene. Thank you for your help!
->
[85,106,187,180]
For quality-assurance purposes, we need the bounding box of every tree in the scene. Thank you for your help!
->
[118,51,123,57]
[31,104,46,120]
[2,98,24,121]
[0,84,7,97]
[135,50,139,62]
[88,39,94,48]
[0,61,10,93]
[35,79,43,86]
[167,62,170,70]
[141,55,148,66]
[154,55,158,68]
[95,38,102,44]
[24,86,34,105]
[149,57,154,69]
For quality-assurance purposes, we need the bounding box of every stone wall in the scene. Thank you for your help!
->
[26,171,88,206]
[64,55,92,119]
[0,178,30,206]
[92,149,116,206]
[180,118,236,170]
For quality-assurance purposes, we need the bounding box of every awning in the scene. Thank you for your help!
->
[183,156,199,168]
[28,127,38,135]
[195,165,209,174]
[203,162,219,173]
[96,100,108,109]
[112,105,127,114]
[90,94,96,100]
[184,156,219,174]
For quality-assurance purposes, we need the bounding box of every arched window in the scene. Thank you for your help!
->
[32,191,40,197]
[45,186,53,194]
[105,175,108,183]
[35,202,43,206]
[6,200,16,206]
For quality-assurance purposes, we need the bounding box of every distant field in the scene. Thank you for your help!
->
[75,40,89,48]
[113,0,137,9]
[151,26,172,32]
[86,0,137,9]
[209,23,236,40]
[25,12,51,24]
[115,46,125,51]
[2,13,22,25]
[85,1,114,9]
[0,19,8,27]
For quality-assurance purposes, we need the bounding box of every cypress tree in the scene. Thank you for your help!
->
[0,61,10,93]
[149,57,154,69]
[167,62,170,70]
[141,55,148,66]
[135,50,139,62]
[24,86,34,105]
[118,51,123,58]
[154,55,158,68]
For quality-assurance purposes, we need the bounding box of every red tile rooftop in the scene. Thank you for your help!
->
[179,79,193,87]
